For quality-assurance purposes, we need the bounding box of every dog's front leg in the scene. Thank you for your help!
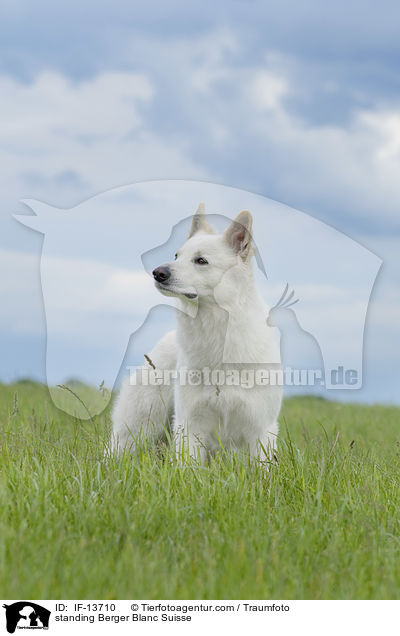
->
[173,389,209,463]
[174,421,208,464]
[246,423,278,471]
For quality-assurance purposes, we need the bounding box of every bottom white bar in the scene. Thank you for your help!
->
[1,599,398,635]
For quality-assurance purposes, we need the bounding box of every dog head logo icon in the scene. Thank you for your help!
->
[2,602,51,633]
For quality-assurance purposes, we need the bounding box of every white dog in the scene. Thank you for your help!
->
[111,204,282,462]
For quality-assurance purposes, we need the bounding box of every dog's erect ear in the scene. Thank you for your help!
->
[188,202,216,238]
[224,210,253,259]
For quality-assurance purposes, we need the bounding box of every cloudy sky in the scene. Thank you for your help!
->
[1,0,399,404]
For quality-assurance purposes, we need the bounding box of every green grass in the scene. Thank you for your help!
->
[1,380,400,599]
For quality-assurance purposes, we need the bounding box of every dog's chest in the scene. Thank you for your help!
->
[175,381,269,447]
[177,308,228,367]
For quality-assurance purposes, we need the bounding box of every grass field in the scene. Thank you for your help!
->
[1,380,400,599]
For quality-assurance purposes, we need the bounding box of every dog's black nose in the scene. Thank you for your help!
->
[152,266,171,283]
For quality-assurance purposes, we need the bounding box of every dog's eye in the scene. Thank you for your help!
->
[174,253,178,260]
[195,257,208,265]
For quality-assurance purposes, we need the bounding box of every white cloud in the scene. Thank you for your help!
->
[250,70,288,112]
[122,29,400,229]
[2,32,400,230]
[0,69,207,207]
[0,71,153,139]
[0,248,159,342]
[360,110,400,162]
[0,249,43,333]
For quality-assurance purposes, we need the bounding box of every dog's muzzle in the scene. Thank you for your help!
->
[152,266,171,283]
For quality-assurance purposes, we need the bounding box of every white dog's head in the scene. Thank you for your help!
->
[152,203,254,301]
